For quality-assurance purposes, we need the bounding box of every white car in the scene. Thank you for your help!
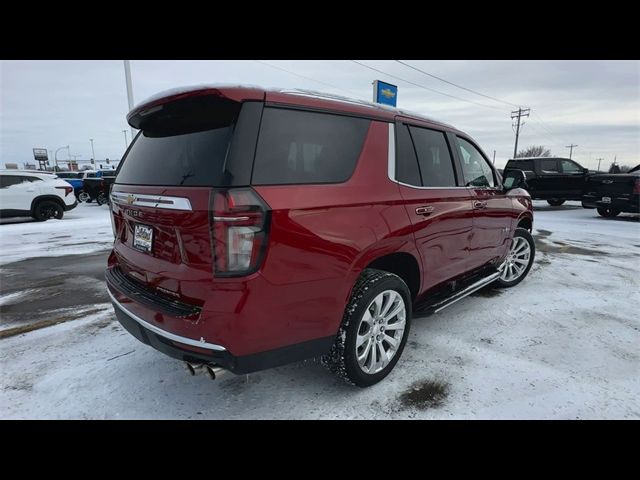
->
[0,170,78,221]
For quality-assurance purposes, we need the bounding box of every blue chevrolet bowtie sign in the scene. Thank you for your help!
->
[373,80,398,107]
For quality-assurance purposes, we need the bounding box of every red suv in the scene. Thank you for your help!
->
[106,85,534,387]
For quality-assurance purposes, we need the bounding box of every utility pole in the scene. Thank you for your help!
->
[123,130,129,149]
[89,138,96,161]
[596,158,604,172]
[565,144,578,159]
[511,107,530,158]
[492,150,496,165]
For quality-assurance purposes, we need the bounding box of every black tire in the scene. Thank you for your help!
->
[547,199,565,206]
[322,268,412,387]
[33,200,64,221]
[597,207,620,218]
[96,193,107,205]
[494,228,535,288]
[77,190,88,203]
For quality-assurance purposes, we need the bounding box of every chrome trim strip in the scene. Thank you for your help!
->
[388,123,396,182]
[107,288,226,352]
[213,216,250,222]
[110,192,193,211]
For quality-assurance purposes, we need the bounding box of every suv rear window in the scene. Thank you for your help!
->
[116,96,241,186]
[252,108,370,185]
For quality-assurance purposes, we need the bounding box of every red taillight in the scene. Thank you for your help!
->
[633,179,640,194]
[210,188,270,276]
[56,185,73,197]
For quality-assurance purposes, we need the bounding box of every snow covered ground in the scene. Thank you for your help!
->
[0,203,113,266]
[0,202,639,419]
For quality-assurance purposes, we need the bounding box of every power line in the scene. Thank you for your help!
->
[254,60,363,99]
[350,60,505,112]
[395,60,519,108]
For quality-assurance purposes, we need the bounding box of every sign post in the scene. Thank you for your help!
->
[33,148,49,170]
[372,80,398,107]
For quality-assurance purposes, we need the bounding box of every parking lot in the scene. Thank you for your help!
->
[0,201,638,419]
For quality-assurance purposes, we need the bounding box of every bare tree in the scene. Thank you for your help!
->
[608,163,631,173]
[516,145,552,158]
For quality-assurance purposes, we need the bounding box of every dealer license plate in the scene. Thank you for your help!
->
[134,224,153,253]
[601,196,611,204]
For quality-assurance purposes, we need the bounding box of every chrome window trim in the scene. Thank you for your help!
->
[107,288,226,352]
[387,123,472,191]
[110,192,192,211]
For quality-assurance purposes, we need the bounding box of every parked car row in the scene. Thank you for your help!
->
[56,169,116,205]
[503,157,640,216]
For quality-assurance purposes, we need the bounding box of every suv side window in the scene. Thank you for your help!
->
[409,126,457,187]
[0,176,29,188]
[395,124,421,186]
[457,137,495,187]
[540,159,560,173]
[252,108,371,185]
[560,159,582,173]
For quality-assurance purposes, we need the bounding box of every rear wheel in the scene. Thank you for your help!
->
[322,269,412,387]
[547,199,565,206]
[597,207,620,218]
[495,228,535,288]
[33,201,64,221]
[96,192,108,205]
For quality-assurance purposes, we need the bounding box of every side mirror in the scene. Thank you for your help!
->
[503,169,528,191]
[583,168,589,174]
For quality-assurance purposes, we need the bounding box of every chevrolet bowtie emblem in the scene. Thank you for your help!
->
[126,194,136,205]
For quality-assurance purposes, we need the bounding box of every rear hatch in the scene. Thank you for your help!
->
[109,90,266,308]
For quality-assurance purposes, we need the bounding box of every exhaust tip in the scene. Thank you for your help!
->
[184,362,203,376]
[205,364,227,380]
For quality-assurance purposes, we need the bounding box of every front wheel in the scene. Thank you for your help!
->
[547,199,565,206]
[494,228,535,288]
[597,207,620,218]
[322,269,412,387]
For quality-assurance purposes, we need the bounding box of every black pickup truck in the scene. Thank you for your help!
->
[581,164,640,217]
[503,157,590,206]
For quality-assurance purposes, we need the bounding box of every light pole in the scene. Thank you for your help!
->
[54,145,70,171]
[89,138,96,161]
[123,60,135,141]
[123,130,128,149]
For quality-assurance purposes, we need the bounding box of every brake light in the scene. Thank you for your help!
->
[56,185,73,197]
[210,188,270,276]
[634,179,640,195]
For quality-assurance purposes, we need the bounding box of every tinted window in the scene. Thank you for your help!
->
[396,124,421,186]
[457,137,495,187]
[506,160,533,171]
[0,176,31,188]
[409,126,456,187]
[540,159,559,173]
[58,172,81,179]
[116,98,240,186]
[560,159,582,173]
[252,108,370,185]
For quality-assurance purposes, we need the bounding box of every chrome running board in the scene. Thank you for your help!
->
[430,272,501,313]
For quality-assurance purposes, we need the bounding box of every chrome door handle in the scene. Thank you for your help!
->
[473,201,487,209]
[415,206,435,216]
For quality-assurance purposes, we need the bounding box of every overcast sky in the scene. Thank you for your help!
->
[1,60,638,170]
